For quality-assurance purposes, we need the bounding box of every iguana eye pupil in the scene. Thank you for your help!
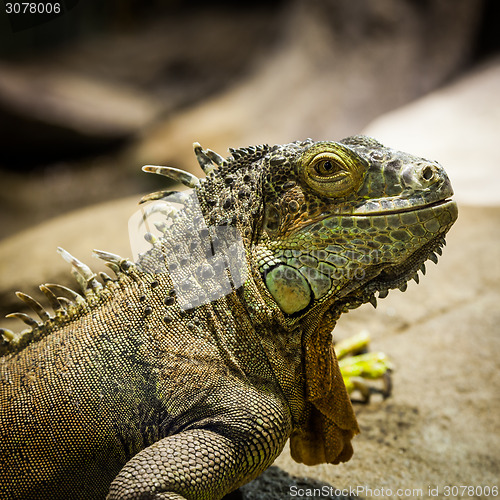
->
[314,159,340,176]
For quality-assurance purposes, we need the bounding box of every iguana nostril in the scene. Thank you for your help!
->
[422,166,435,182]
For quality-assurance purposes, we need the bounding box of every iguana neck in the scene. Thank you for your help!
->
[234,274,336,425]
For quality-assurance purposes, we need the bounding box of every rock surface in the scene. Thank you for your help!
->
[364,57,500,206]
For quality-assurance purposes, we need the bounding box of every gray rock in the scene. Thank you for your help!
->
[364,57,500,206]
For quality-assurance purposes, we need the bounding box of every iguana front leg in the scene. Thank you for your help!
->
[107,429,238,499]
[107,403,292,500]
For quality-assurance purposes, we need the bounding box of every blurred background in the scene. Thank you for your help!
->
[0,0,499,238]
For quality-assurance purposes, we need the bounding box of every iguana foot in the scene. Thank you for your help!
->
[337,331,393,403]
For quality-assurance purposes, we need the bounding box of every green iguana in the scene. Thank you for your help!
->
[0,136,457,499]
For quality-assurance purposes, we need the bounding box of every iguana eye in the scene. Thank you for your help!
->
[312,156,343,178]
[302,143,367,198]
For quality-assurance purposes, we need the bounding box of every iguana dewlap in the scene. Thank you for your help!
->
[0,136,457,499]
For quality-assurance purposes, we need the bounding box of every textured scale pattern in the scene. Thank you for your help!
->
[0,136,457,499]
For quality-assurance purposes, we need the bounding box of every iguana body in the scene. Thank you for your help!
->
[0,136,457,499]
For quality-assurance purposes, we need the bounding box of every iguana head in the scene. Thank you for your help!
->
[250,135,457,316]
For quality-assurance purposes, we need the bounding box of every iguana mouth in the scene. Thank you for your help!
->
[351,198,454,217]
[344,195,455,217]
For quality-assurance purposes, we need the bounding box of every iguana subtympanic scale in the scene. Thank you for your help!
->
[0,136,457,499]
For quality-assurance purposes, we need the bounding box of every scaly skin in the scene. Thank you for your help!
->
[0,136,457,499]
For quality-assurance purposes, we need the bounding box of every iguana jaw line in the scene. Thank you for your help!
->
[349,197,454,217]
[350,232,448,304]
[346,199,457,299]
[273,231,448,320]
[326,234,446,318]
[315,196,455,220]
